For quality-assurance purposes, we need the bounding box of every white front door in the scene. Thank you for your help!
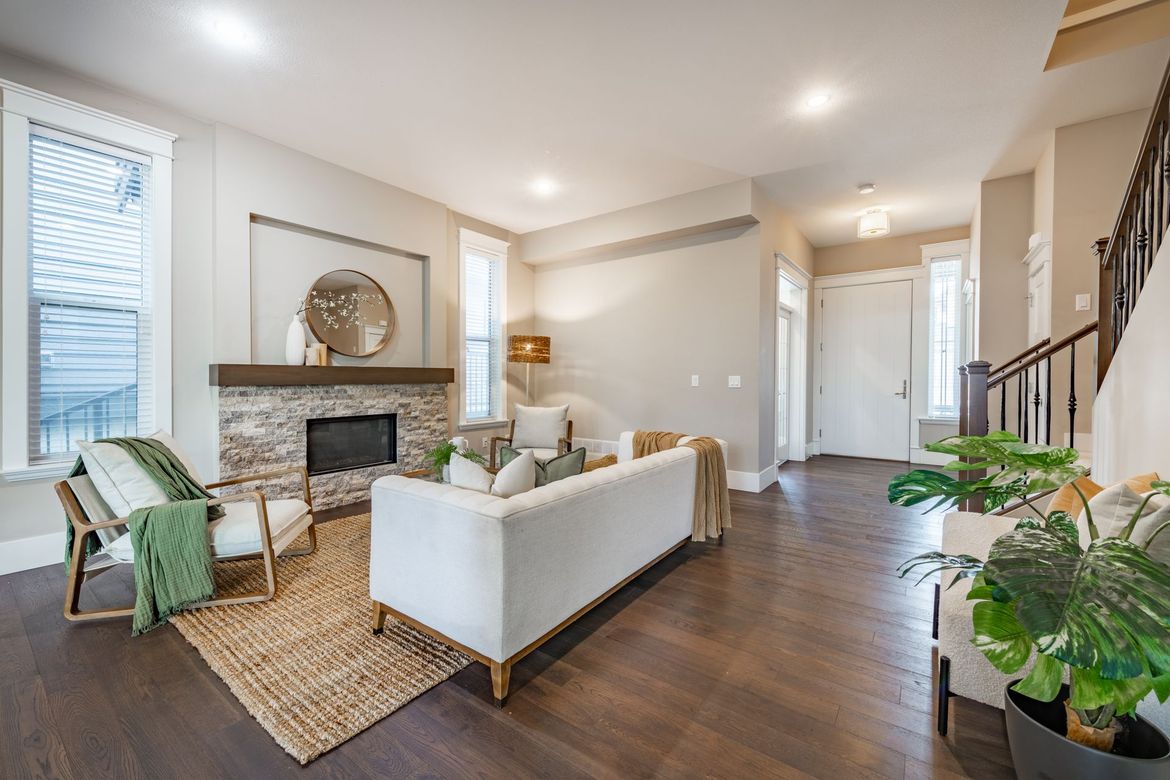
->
[777,307,792,465]
[820,280,913,460]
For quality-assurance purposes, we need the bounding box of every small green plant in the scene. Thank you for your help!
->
[891,431,1170,751]
[424,440,486,475]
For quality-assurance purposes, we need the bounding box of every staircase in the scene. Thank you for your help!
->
[957,55,1170,493]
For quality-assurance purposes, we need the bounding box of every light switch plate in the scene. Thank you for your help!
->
[1075,293,1091,311]
[728,375,741,389]
[691,374,700,387]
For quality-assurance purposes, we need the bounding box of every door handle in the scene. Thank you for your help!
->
[894,379,907,399]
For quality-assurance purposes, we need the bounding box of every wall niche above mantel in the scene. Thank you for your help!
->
[209,364,454,387]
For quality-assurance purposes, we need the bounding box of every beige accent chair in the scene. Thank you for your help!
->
[57,465,317,623]
[489,406,573,468]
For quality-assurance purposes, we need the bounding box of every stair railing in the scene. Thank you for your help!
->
[1097,56,1170,383]
[957,322,1098,511]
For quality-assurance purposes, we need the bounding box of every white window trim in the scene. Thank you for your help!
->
[0,80,175,480]
[457,227,508,429]
[921,239,971,422]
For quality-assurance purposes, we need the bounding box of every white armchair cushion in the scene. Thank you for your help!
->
[511,404,569,450]
[103,498,310,562]
[449,451,494,494]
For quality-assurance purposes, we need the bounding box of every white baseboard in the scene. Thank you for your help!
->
[727,464,777,493]
[910,447,952,466]
[0,530,65,575]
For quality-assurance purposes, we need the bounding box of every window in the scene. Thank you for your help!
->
[1,80,173,478]
[459,229,507,425]
[28,128,154,462]
[927,257,962,418]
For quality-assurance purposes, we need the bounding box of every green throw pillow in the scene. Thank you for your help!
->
[499,446,587,487]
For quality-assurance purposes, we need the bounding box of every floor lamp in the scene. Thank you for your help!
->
[508,335,551,405]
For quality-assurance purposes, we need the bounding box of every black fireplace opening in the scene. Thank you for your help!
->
[306,413,397,476]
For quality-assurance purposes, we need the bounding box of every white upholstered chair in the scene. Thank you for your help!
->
[489,404,573,468]
[57,464,317,622]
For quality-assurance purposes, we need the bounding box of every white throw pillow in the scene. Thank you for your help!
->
[449,451,495,494]
[78,441,170,519]
[76,431,203,520]
[491,449,535,498]
[147,429,204,485]
[1076,482,1170,549]
[511,404,569,450]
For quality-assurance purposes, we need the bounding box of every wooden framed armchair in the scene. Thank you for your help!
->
[57,465,317,623]
[490,415,573,468]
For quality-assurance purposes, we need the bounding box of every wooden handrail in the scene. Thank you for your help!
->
[990,337,1051,376]
[988,322,1099,389]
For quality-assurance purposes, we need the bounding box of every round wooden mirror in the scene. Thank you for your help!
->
[303,270,395,357]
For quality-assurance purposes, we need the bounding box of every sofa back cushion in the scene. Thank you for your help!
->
[511,404,569,449]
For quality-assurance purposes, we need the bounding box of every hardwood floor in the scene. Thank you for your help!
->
[0,456,1014,779]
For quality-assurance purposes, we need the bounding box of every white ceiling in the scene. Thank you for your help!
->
[0,0,1166,245]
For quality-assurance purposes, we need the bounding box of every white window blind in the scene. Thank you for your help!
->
[27,125,154,463]
[463,247,502,422]
[927,257,962,418]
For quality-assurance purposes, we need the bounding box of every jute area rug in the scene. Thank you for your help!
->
[169,513,470,764]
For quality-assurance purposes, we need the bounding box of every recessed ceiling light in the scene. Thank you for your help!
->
[804,93,831,109]
[209,14,254,49]
[531,177,557,196]
[858,183,877,195]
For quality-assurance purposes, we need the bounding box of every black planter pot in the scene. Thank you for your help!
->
[1004,681,1170,779]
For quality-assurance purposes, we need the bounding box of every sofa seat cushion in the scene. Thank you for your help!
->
[103,498,310,562]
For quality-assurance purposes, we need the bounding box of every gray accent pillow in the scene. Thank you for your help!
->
[500,446,586,487]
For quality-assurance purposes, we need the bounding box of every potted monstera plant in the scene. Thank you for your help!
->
[891,432,1170,779]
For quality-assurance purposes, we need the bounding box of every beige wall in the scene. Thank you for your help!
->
[813,225,970,277]
[526,182,814,476]
[1032,134,1055,241]
[975,173,1033,369]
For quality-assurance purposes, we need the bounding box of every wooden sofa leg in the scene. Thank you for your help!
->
[371,601,387,635]
[490,660,511,707]
[938,655,952,736]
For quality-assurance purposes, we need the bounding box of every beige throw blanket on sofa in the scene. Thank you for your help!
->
[633,431,731,542]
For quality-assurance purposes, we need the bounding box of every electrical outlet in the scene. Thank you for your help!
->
[691,374,700,387]
[481,436,489,449]
[728,375,741,389]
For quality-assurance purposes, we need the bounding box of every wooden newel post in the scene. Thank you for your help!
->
[1094,237,1114,387]
[960,361,991,512]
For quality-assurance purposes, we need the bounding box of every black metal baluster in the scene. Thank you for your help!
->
[1045,356,1052,446]
[1000,383,1007,432]
[1021,373,1028,443]
[1068,342,1078,451]
[1033,363,1041,446]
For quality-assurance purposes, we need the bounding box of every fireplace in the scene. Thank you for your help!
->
[306,413,397,476]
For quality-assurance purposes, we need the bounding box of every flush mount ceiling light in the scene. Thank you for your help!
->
[858,183,877,195]
[208,14,255,49]
[530,177,557,196]
[804,93,831,109]
[857,208,890,239]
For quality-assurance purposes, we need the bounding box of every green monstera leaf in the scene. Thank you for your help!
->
[926,432,1087,493]
[888,469,1028,513]
[985,528,1170,681]
[897,551,984,588]
[971,599,1032,674]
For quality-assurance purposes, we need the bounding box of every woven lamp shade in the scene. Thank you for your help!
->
[508,335,551,364]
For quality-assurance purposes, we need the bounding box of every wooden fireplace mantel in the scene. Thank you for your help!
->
[209,364,455,387]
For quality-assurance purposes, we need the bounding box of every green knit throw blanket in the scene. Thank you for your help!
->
[65,437,225,634]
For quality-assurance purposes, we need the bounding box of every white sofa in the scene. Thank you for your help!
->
[369,439,717,705]
[938,511,1170,735]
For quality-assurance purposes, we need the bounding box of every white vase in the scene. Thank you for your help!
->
[284,316,306,365]
[442,464,450,483]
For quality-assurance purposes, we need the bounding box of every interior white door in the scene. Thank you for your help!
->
[776,308,792,465]
[820,280,912,460]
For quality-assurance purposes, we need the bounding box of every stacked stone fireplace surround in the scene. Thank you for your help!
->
[216,382,448,509]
